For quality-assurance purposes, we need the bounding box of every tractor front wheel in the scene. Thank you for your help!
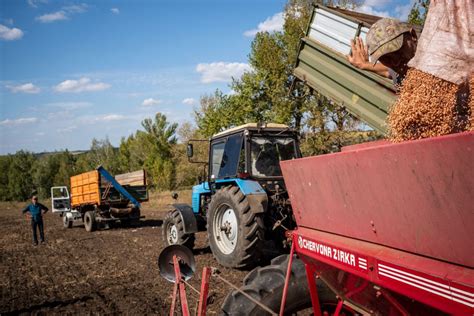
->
[162,209,195,249]
[207,186,264,269]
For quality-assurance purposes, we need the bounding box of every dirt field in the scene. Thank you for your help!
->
[0,192,248,315]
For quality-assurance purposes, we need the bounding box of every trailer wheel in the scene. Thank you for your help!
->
[63,214,73,228]
[84,211,97,232]
[207,185,264,269]
[221,254,337,315]
[162,209,195,249]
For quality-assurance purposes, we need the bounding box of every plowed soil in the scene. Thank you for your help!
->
[0,196,247,315]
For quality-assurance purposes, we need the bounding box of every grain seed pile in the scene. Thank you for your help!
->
[388,68,471,142]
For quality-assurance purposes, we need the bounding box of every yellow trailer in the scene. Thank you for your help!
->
[70,170,101,207]
[51,166,148,232]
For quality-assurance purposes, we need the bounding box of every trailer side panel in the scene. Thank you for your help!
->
[70,170,101,208]
[281,132,474,268]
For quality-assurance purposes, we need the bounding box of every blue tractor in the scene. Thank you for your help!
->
[162,123,301,268]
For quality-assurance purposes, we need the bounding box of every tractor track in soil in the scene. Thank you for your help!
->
[0,201,248,315]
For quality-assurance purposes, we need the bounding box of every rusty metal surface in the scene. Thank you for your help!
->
[281,132,474,267]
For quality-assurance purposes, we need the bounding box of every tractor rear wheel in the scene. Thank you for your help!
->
[221,254,337,315]
[162,209,195,249]
[207,186,264,268]
[84,211,97,232]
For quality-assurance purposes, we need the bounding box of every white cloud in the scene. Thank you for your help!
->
[182,98,196,105]
[102,114,126,121]
[361,0,393,8]
[394,1,415,21]
[36,3,88,23]
[56,125,77,133]
[355,0,414,22]
[244,12,284,37]
[54,77,111,93]
[6,83,40,93]
[77,114,130,124]
[355,5,390,17]
[0,117,38,126]
[0,24,24,41]
[47,101,92,109]
[63,4,88,14]
[27,0,48,8]
[36,11,68,23]
[111,8,120,14]
[196,62,251,83]
[142,98,161,106]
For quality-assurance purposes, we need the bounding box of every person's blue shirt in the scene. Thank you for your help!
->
[22,203,48,221]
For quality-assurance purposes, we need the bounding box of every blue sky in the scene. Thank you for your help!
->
[0,0,413,154]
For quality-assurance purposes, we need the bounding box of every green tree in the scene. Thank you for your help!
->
[118,136,132,172]
[408,0,430,26]
[174,122,208,188]
[194,0,369,155]
[32,154,59,199]
[75,137,120,174]
[117,112,178,190]
[0,156,12,201]
[8,151,35,201]
[54,150,77,187]
[194,90,233,137]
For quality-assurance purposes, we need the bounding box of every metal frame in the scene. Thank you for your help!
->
[170,255,190,316]
[293,4,399,134]
[187,139,209,165]
[284,229,474,315]
[208,127,300,184]
[50,186,71,213]
[96,166,141,208]
[246,130,301,181]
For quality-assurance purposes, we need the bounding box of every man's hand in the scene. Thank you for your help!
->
[347,37,370,69]
[346,37,391,78]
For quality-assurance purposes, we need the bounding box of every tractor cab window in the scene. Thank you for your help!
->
[210,141,225,179]
[210,134,244,180]
[250,137,297,177]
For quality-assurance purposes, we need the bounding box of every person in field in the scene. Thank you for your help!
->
[347,18,418,85]
[22,195,49,246]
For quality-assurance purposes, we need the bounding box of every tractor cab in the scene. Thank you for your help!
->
[207,123,300,182]
[187,123,300,185]
[164,123,301,268]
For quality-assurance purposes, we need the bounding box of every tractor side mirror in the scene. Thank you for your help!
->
[187,144,194,158]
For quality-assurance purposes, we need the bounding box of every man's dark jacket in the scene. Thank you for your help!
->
[22,203,48,221]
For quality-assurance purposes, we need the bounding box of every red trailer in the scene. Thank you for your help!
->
[222,132,473,315]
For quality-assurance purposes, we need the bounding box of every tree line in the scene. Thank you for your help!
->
[1,0,427,201]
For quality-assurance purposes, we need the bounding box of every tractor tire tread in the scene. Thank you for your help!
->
[207,185,265,269]
[221,254,313,316]
[162,209,195,249]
